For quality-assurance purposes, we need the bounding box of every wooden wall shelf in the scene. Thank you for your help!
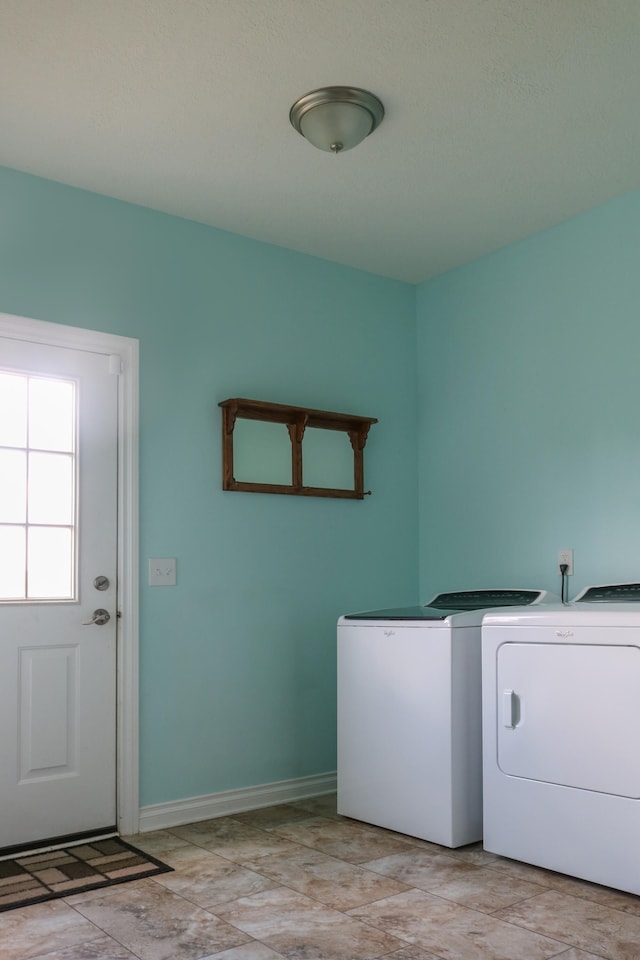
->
[219,398,377,499]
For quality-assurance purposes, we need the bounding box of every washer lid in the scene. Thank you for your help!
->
[342,589,547,621]
[342,605,451,621]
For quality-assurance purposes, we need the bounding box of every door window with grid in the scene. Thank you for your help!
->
[0,371,77,600]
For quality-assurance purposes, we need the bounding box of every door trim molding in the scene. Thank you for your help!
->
[0,312,140,835]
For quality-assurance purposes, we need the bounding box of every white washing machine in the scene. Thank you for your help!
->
[337,588,557,848]
[482,583,640,894]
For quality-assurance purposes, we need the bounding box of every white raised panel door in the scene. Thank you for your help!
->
[0,336,118,849]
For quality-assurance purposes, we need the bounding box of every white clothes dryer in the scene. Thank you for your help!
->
[482,583,640,894]
[337,588,557,848]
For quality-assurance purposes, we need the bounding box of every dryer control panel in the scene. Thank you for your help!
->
[575,583,640,602]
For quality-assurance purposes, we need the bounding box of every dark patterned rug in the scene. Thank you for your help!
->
[0,836,172,912]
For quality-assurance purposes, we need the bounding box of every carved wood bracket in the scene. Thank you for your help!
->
[348,422,372,453]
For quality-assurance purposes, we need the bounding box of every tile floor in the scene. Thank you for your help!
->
[2,793,640,960]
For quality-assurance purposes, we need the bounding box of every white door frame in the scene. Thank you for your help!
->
[0,311,140,836]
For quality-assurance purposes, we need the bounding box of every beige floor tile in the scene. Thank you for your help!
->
[215,886,406,959]
[364,849,545,912]
[383,947,464,960]
[495,889,640,959]
[349,888,568,959]
[553,951,614,960]
[484,856,559,884]
[270,815,414,863]
[576,885,640,918]
[242,845,410,910]
[229,804,316,831]
[169,818,301,862]
[28,936,137,959]
[204,944,286,959]
[446,843,501,867]
[72,881,249,960]
[349,822,451,855]
[63,877,158,906]
[487,857,640,916]
[122,829,192,857]
[0,900,102,960]
[290,794,340,819]
[151,844,280,908]
[373,832,447,854]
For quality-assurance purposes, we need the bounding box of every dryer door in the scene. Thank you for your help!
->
[496,640,640,797]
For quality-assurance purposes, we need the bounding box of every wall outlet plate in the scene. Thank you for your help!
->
[558,548,574,576]
[149,558,176,586]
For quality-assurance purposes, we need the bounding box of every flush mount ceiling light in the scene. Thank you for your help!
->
[289,86,384,154]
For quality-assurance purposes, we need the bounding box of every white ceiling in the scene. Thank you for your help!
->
[1,0,639,283]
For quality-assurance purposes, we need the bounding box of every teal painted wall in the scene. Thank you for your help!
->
[416,188,640,598]
[0,165,418,805]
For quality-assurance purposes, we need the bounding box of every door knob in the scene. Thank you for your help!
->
[82,608,111,626]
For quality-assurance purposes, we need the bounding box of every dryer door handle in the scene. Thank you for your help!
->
[502,688,519,728]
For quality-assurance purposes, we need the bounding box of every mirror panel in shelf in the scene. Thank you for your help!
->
[232,418,292,486]
[302,427,353,491]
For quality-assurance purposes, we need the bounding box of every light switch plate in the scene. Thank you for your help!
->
[149,558,176,586]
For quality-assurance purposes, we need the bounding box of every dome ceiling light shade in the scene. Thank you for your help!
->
[289,86,384,154]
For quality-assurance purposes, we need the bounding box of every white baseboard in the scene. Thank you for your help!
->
[138,771,337,833]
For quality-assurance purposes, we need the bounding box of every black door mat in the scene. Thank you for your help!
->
[0,837,172,912]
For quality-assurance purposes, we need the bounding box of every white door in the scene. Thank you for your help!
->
[0,335,118,850]
[496,640,640,798]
